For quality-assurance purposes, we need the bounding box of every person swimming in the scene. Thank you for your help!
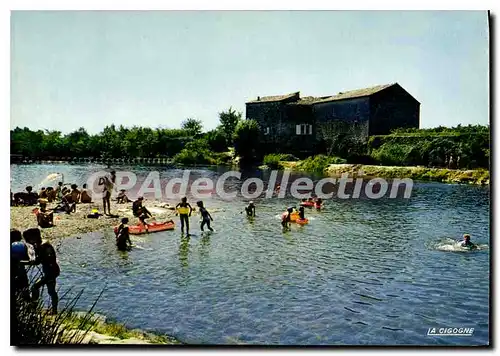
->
[245,201,256,217]
[197,201,214,232]
[176,197,193,235]
[461,234,477,249]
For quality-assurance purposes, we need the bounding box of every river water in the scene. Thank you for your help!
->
[11,164,490,345]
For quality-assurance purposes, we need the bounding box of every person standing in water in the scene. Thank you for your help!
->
[197,201,214,232]
[245,201,256,217]
[176,197,193,235]
[98,170,116,215]
[281,207,294,229]
[115,218,132,251]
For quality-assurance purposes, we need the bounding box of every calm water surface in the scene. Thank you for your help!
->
[11,164,490,345]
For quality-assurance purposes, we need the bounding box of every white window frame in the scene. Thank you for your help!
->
[296,124,313,135]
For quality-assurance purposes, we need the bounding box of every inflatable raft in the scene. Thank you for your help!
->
[300,201,315,207]
[114,221,175,235]
[282,212,309,225]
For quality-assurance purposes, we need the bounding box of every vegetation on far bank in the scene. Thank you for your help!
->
[12,108,489,182]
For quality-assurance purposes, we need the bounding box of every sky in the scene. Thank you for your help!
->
[10,10,489,134]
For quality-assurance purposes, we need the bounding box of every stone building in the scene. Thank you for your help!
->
[245,83,420,156]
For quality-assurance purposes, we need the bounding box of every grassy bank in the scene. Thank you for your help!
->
[62,313,182,345]
[280,161,489,185]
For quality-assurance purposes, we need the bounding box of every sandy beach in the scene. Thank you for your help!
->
[10,200,179,240]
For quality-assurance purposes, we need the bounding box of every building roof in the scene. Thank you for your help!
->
[246,91,300,104]
[246,83,417,105]
[309,83,395,104]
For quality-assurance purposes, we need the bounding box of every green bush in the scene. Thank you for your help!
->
[262,153,299,169]
[173,139,232,166]
[297,155,346,174]
[233,119,261,163]
[12,268,103,345]
[262,154,283,169]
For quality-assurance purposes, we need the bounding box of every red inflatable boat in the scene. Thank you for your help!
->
[114,221,175,235]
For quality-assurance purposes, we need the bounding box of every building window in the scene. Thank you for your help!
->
[296,124,313,135]
[264,127,270,135]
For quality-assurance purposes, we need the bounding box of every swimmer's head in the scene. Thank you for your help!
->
[71,184,77,190]
[181,197,187,203]
[82,184,87,189]
[249,201,254,206]
[196,201,204,207]
[463,234,471,241]
[121,217,129,224]
[287,207,293,213]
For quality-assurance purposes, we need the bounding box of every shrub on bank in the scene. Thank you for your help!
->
[296,155,347,174]
[12,279,100,345]
[262,153,300,169]
[172,139,233,166]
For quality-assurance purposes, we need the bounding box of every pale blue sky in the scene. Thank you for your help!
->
[11,11,489,134]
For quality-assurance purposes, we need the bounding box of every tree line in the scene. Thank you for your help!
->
[11,112,489,170]
[10,108,256,162]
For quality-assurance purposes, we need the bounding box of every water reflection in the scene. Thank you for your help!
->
[178,235,190,269]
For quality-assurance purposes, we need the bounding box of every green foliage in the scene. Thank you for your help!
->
[233,119,261,163]
[172,138,232,166]
[12,275,102,345]
[262,153,299,169]
[369,125,490,169]
[218,107,242,145]
[296,155,347,174]
[11,125,193,159]
[204,128,227,152]
[181,118,203,136]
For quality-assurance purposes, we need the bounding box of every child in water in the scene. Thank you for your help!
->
[197,201,214,232]
[298,206,306,220]
[176,197,193,235]
[281,207,294,228]
[315,197,323,209]
[461,234,477,249]
[115,218,132,251]
[245,201,256,217]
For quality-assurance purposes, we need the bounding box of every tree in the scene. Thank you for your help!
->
[218,107,242,144]
[233,119,261,163]
[181,118,203,136]
[204,129,227,152]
